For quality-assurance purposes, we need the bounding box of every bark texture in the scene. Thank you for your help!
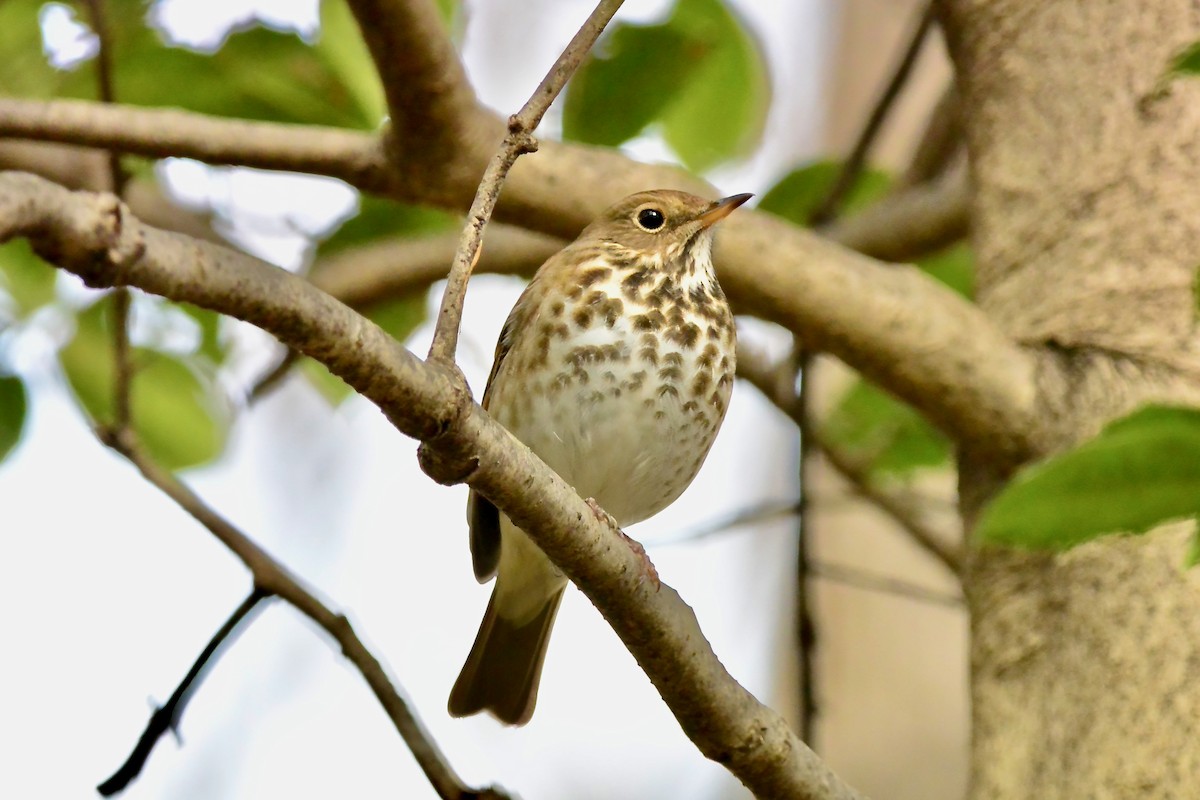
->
[941,0,1200,796]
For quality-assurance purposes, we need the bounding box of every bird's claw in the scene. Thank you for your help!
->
[585,497,660,590]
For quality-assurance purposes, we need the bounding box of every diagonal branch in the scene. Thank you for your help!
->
[95,426,511,800]
[0,170,867,800]
[426,0,627,364]
[809,0,937,225]
[736,342,963,576]
[97,588,271,796]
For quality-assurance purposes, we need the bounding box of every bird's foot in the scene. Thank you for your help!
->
[585,498,660,590]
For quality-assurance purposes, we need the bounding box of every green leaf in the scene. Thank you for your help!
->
[311,0,386,126]
[759,160,892,225]
[659,0,769,172]
[976,405,1200,552]
[178,304,226,363]
[0,374,28,463]
[59,301,229,470]
[0,240,57,317]
[822,378,951,476]
[47,9,379,129]
[563,24,693,148]
[1168,39,1200,77]
[562,0,769,171]
[919,242,975,299]
[0,0,66,96]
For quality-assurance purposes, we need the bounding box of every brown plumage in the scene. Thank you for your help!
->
[448,189,749,725]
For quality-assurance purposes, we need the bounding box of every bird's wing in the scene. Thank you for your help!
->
[468,272,544,582]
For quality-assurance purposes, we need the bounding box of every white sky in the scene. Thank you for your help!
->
[0,1,830,798]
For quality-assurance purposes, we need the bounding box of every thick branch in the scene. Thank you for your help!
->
[0,95,1033,458]
[311,224,561,307]
[0,98,388,191]
[0,171,865,800]
[426,0,626,363]
[737,343,963,576]
[822,162,969,263]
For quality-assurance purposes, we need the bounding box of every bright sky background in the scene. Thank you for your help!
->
[1,1,831,797]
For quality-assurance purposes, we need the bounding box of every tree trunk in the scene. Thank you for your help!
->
[941,0,1200,796]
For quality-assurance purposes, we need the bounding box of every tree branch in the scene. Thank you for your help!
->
[822,161,969,263]
[0,171,866,800]
[310,224,561,307]
[0,98,389,191]
[809,1,937,225]
[736,342,963,577]
[94,426,510,800]
[97,588,271,797]
[426,0,626,364]
[0,96,1032,459]
[900,81,962,188]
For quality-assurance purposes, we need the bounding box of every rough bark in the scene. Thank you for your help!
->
[940,0,1200,796]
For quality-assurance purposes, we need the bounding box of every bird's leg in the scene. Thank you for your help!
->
[585,498,660,589]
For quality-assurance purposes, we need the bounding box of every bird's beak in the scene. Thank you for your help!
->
[696,193,754,229]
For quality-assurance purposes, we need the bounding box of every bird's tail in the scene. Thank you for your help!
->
[447,586,565,726]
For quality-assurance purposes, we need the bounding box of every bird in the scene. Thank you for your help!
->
[448,189,751,725]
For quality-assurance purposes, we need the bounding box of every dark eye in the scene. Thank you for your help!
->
[636,208,665,231]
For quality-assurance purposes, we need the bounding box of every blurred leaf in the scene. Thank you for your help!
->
[47,7,379,128]
[1167,39,1200,77]
[0,374,28,463]
[919,242,975,299]
[0,240,57,317]
[759,160,892,225]
[0,0,65,95]
[59,301,229,469]
[822,378,951,476]
[563,0,769,171]
[318,195,456,255]
[312,0,386,125]
[563,24,693,148]
[977,406,1200,555]
[659,0,769,172]
[299,357,354,407]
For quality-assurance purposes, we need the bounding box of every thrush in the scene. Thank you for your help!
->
[448,189,751,725]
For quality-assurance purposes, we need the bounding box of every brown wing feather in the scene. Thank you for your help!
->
[467,277,543,582]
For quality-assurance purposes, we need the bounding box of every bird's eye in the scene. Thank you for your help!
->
[636,208,666,231]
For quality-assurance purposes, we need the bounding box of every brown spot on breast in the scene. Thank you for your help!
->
[550,299,565,317]
[692,372,711,397]
[662,351,684,367]
[572,306,593,328]
[578,267,612,287]
[638,346,659,365]
[621,269,651,300]
[633,309,665,331]
[657,384,679,400]
[666,322,701,349]
[603,297,623,328]
[658,365,683,382]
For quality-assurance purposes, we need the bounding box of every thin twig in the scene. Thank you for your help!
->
[248,348,302,402]
[736,343,963,577]
[901,81,961,188]
[794,350,818,743]
[97,589,271,796]
[95,427,510,800]
[426,0,626,364]
[811,562,962,608]
[809,1,936,226]
[82,0,137,433]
